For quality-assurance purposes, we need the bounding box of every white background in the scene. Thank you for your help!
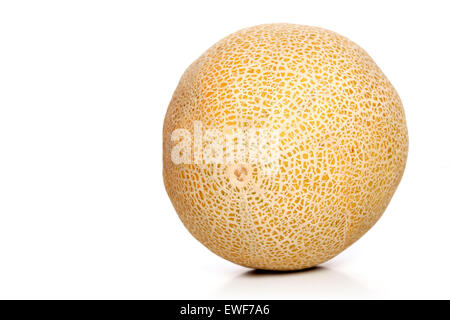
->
[0,0,449,299]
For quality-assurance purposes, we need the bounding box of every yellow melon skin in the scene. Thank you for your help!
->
[163,24,408,271]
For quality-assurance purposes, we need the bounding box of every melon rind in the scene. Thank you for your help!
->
[163,24,408,271]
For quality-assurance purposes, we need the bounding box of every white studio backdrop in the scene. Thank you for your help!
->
[0,0,449,299]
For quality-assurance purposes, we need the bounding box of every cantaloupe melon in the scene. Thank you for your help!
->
[163,23,408,271]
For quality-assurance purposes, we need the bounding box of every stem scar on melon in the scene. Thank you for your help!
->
[163,23,408,271]
[227,163,251,186]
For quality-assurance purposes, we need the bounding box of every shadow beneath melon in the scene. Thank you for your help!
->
[245,266,320,276]
[218,265,371,299]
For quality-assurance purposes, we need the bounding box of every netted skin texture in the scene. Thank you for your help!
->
[163,24,408,271]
